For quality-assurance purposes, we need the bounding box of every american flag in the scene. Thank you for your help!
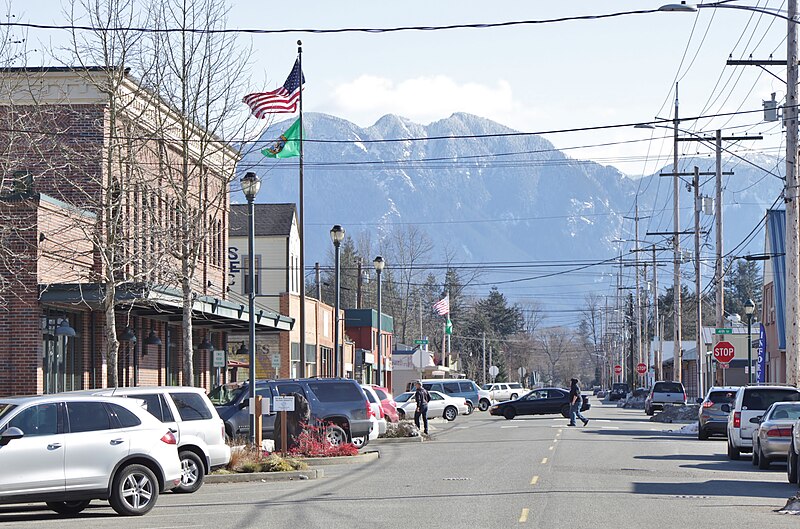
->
[243,58,305,118]
[432,295,450,316]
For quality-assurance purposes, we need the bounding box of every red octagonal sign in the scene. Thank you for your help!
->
[636,363,647,375]
[614,365,622,375]
[714,341,735,364]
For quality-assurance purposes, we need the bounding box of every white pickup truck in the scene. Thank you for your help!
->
[482,383,525,403]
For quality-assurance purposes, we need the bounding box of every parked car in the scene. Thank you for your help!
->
[751,401,800,469]
[407,379,480,414]
[609,383,630,401]
[70,386,230,493]
[724,385,800,460]
[394,391,469,421]
[368,385,399,423]
[359,385,386,448]
[644,381,686,415]
[786,405,800,483]
[481,383,525,402]
[489,387,590,420]
[697,386,738,440]
[210,378,372,446]
[0,394,181,516]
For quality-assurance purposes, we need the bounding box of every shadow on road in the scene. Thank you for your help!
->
[0,504,116,523]
[632,478,794,499]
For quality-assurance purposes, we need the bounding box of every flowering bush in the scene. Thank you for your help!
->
[290,422,359,458]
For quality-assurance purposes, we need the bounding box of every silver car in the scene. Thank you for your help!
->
[751,401,800,470]
[0,394,181,516]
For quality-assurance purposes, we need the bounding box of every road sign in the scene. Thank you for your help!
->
[636,363,647,375]
[713,341,735,364]
[488,365,499,377]
[715,328,733,335]
[414,339,429,345]
[273,396,295,412]
[212,350,225,368]
[614,365,623,375]
[271,352,281,368]
[518,367,527,378]
[720,362,729,370]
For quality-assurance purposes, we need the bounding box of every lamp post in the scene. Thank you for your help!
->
[745,298,756,384]
[241,171,261,444]
[330,225,345,377]
[373,256,385,386]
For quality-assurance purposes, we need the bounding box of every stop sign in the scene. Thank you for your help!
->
[614,365,622,375]
[714,341,735,364]
[636,363,647,375]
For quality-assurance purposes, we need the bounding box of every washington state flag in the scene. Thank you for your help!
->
[262,119,302,158]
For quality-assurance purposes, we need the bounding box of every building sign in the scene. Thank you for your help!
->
[228,247,241,287]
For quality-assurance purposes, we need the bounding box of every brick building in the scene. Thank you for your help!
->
[0,67,292,396]
[344,308,393,388]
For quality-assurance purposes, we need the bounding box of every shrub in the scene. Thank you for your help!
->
[290,422,359,458]
[225,445,309,473]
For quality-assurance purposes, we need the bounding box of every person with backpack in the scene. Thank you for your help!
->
[413,380,431,435]
[569,378,589,427]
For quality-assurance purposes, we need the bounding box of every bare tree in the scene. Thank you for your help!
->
[534,326,576,386]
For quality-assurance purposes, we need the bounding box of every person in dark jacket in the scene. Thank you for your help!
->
[413,381,430,434]
[569,378,589,427]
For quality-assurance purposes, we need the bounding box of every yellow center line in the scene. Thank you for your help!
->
[530,475,539,485]
[519,508,529,523]
[541,457,548,464]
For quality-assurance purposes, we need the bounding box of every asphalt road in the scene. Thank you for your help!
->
[2,396,800,528]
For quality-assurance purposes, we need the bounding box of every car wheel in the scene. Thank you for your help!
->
[751,443,759,466]
[560,405,570,419]
[109,463,159,516]
[510,393,518,400]
[174,451,205,494]
[788,446,799,484]
[698,424,709,441]
[758,444,771,470]
[397,409,406,420]
[47,500,91,515]
[503,407,516,420]
[324,425,348,447]
[645,405,654,416]
[444,406,458,421]
[351,436,366,448]
[479,399,491,412]
[727,438,741,460]
[464,402,474,415]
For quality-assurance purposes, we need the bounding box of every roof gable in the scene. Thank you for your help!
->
[230,203,296,238]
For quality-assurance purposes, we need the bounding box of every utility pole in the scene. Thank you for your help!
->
[693,166,705,399]
[714,130,725,386]
[482,331,486,385]
[672,83,683,384]
[653,246,661,381]
[634,202,643,373]
[787,0,799,387]
[356,257,363,309]
[315,262,321,300]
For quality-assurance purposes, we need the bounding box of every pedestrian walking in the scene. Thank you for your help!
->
[413,380,430,435]
[569,378,589,427]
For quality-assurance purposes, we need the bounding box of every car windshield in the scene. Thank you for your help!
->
[309,382,365,402]
[708,391,736,405]
[743,389,800,410]
[395,393,412,403]
[768,404,800,421]
[0,403,17,422]
[613,384,629,391]
[653,382,683,393]
[207,383,246,406]
[482,384,493,390]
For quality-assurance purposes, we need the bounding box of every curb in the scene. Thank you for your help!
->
[206,468,323,484]
[302,450,380,466]
[374,436,424,444]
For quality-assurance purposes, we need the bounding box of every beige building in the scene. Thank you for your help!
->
[228,203,352,379]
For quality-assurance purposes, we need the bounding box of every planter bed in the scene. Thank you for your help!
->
[301,450,380,466]
[207,468,323,484]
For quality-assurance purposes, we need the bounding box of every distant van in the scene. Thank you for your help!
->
[406,378,480,414]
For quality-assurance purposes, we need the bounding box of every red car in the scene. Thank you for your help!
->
[369,385,399,423]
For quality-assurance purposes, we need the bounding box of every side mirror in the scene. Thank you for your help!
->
[720,404,731,413]
[0,427,24,446]
[695,397,704,404]
[749,416,762,424]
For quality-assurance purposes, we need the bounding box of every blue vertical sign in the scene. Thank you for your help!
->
[756,323,767,383]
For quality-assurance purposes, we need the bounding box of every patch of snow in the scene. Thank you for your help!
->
[664,422,698,435]
[353,141,367,152]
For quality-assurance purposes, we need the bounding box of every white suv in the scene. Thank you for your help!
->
[724,385,800,459]
[482,383,524,402]
[72,386,230,493]
[0,394,181,516]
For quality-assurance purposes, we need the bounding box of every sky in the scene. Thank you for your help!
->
[15,0,791,324]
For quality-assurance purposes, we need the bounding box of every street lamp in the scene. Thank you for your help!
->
[330,225,345,377]
[241,171,261,445]
[745,298,756,385]
[373,256,385,386]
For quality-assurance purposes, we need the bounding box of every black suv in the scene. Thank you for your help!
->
[209,378,371,446]
[609,383,630,401]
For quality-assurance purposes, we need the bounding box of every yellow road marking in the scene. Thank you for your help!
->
[548,445,554,450]
[519,508,529,523]
[541,457,548,464]
[530,475,539,485]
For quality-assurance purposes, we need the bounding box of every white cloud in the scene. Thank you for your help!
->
[320,74,538,128]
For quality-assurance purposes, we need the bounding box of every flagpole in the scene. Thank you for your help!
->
[297,40,306,377]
